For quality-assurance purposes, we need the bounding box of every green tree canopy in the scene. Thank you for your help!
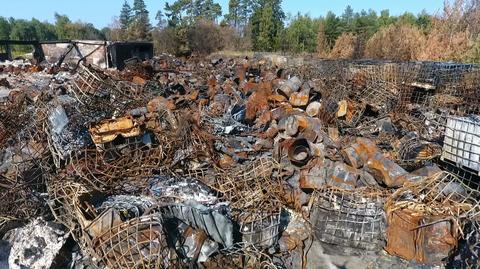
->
[165,0,222,26]
[0,17,12,40]
[129,0,151,40]
[281,14,320,53]
[10,19,38,40]
[120,1,133,30]
[250,0,285,51]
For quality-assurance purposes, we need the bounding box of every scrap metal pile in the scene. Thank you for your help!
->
[1,55,480,269]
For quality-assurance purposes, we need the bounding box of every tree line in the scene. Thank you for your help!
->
[0,0,479,62]
[109,0,480,62]
[0,14,105,41]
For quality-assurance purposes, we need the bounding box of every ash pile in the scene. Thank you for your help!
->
[1,55,480,269]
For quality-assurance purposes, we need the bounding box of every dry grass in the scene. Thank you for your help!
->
[329,33,359,59]
[323,0,480,62]
[210,50,255,58]
[316,21,330,58]
[364,23,425,61]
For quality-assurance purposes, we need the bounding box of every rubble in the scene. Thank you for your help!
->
[4,218,68,269]
[1,54,480,269]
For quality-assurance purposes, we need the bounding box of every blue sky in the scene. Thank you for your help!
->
[1,0,444,28]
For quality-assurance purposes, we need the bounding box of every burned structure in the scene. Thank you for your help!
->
[0,40,45,62]
[1,53,480,269]
[1,39,153,69]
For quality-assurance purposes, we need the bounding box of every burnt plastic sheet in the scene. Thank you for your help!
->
[159,201,235,249]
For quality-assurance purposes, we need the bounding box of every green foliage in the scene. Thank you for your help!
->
[133,0,148,15]
[341,5,355,32]
[395,10,433,33]
[165,0,222,26]
[224,0,255,29]
[159,0,224,54]
[465,39,480,63]
[378,10,397,27]
[352,9,378,39]
[0,14,105,43]
[120,1,133,30]
[416,10,432,32]
[193,0,222,21]
[280,14,320,53]
[250,0,285,51]
[129,0,151,40]
[31,19,57,40]
[164,0,187,27]
[0,17,12,39]
[187,19,223,54]
[225,0,240,27]
[398,12,417,25]
[54,13,71,39]
[54,13,105,40]
[323,11,341,47]
[0,1,439,57]
[148,1,469,61]
[10,19,38,40]
[155,10,167,28]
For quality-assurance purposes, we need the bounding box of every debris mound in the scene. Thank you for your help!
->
[1,55,480,268]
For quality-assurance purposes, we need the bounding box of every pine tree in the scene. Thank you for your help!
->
[250,0,285,51]
[341,5,355,32]
[198,0,222,22]
[119,1,133,30]
[225,0,240,27]
[155,10,166,28]
[133,0,148,17]
[225,0,255,30]
[130,0,151,40]
[324,11,341,47]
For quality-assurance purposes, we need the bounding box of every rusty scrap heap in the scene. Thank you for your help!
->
[1,56,480,269]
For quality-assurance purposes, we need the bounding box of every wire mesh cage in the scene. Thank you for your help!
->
[306,60,352,101]
[90,214,180,269]
[213,246,279,269]
[438,159,480,193]
[395,135,442,170]
[385,171,480,263]
[53,184,183,269]
[0,93,33,148]
[433,63,479,94]
[349,63,400,114]
[0,140,47,223]
[386,171,480,221]
[66,142,165,192]
[0,184,46,222]
[46,177,91,237]
[210,157,284,212]
[72,63,107,95]
[237,208,286,250]
[310,187,387,251]
[69,64,145,121]
[0,91,50,224]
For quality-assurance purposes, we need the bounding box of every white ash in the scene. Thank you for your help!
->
[6,218,67,269]
[149,175,219,205]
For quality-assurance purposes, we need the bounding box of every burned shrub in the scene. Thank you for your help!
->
[187,19,224,55]
[329,33,360,60]
[365,23,425,61]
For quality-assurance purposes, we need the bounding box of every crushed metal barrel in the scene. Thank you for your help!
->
[1,55,480,268]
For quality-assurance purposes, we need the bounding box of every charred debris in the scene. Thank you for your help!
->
[1,53,480,269]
